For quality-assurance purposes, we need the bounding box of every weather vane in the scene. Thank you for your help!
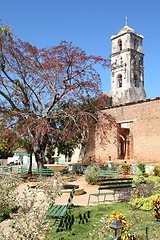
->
[125,16,128,26]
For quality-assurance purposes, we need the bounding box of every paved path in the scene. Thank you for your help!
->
[55,175,114,206]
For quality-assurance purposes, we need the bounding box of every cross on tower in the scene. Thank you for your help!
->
[125,16,128,26]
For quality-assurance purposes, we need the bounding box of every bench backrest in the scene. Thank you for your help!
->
[98,178,133,191]
[66,187,77,208]
[18,167,28,174]
[98,170,119,177]
[32,168,54,175]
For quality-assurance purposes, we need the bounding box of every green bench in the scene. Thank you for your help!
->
[32,168,54,176]
[46,187,77,231]
[18,167,28,174]
[18,167,54,176]
[98,169,119,178]
[88,177,133,206]
[2,167,12,173]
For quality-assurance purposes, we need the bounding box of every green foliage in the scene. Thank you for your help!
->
[0,173,63,239]
[130,194,160,211]
[38,172,63,207]
[137,163,146,176]
[133,175,160,199]
[108,212,132,240]
[153,166,160,177]
[0,22,13,40]
[121,163,131,174]
[152,198,160,221]
[0,174,22,218]
[0,137,14,158]
[84,165,99,184]
[133,174,146,184]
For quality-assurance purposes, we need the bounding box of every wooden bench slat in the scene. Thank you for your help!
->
[46,204,59,216]
[49,205,67,217]
[46,187,77,220]
[98,177,133,182]
[99,185,133,191]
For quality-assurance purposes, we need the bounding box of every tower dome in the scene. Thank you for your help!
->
[118,25,136,35]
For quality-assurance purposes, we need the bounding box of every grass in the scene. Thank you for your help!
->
[44,202,160,240]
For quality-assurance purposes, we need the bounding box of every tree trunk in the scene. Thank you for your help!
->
[28,153,33,174]
[78,144,87,162]
[33,141,47,169]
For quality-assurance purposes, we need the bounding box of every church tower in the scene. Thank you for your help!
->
[110,22,146,106]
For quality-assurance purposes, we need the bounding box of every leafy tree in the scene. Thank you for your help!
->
[0,22,113,168]
[0,122,18,159]
[0,137,14,159]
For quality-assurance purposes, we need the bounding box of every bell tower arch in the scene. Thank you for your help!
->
[110,23,146,105]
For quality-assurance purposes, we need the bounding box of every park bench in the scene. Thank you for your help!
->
[87,177,133,206]
[18,167,28,174]
[32,168,54,176]
[2,167,12,174]
[18,167,54,176]
[98,169,119,178]
[46,187,77,231]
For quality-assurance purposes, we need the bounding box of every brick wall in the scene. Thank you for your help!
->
[94,98,160,164]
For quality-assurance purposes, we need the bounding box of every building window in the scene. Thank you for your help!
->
[134,39,138,50]
[117,74,122,87]
[118,39,122,51]
[134,74,139,87]
[139,57,143,66]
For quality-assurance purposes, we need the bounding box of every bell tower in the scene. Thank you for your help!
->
[110,22,146,105]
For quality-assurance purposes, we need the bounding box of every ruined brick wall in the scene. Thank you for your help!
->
[95,98,160,164]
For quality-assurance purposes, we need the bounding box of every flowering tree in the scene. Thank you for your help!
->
[0,23,112,168]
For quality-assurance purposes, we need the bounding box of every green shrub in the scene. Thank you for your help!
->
[84,165,99,184]
[133,175,160,198]
[121,163,131,174]
[153,166,160,177]
[0,174,22,218]
[130,194,160,211]
[152,198,160,221]
[137,163,146,176]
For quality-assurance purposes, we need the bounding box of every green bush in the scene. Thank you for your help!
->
[121,163,131,174]
[152,198,160,221]
[84,165,99,184]
[153,166,160,177]
[137,163,146,176]
[133,175,160,198]
[130,194,160,211]
[0,174,22,218]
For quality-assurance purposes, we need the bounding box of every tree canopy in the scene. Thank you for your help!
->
[0,23,113,167]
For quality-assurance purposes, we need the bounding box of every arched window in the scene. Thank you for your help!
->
[118,39,122,51]
[134,74,139,87]
[117,74,122,88]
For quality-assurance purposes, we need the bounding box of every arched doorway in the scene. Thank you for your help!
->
[117,127,130,159]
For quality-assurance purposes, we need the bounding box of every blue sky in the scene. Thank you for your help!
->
[1,0,160,98]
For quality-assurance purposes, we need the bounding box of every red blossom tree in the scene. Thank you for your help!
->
[0,24,114,168]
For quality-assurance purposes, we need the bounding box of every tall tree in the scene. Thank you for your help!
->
[0,24,112,168]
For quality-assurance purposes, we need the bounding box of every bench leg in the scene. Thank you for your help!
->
[98,195,100,204]
[113,192,116,202]
[87,195,91,206]
[104,194,107,203]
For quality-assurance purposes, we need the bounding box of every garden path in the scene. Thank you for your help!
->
[0,175,114,234]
